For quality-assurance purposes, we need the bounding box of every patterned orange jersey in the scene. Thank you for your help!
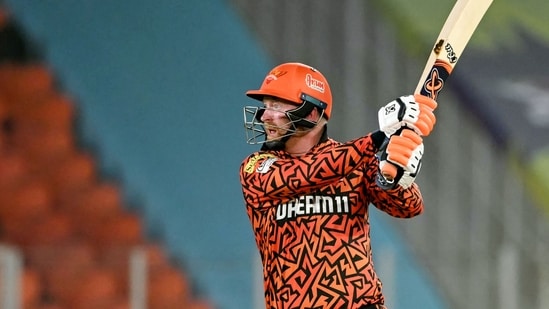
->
[239,132,424,309]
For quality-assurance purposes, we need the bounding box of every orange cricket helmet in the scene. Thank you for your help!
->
[246,62,333,119]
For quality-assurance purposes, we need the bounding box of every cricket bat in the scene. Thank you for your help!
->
[382,0,494,180]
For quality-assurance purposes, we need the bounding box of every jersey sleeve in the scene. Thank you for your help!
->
[239,136,372,208]
[365,153,424,218]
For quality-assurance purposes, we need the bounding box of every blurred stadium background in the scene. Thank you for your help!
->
[0,0,548,308]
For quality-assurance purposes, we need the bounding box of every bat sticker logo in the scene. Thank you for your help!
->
[445,43,458,63]
[424,67,444,99]
[433,39,445,55]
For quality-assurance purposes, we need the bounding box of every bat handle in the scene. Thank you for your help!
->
[381,161,398,182]
[378,131,399,182]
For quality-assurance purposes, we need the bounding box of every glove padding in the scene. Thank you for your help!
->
[376,129,423,190]
[378,94,437,137]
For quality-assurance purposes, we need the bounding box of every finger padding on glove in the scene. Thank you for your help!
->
[386,130,423,173]
[414,94,438,110]
[413,94,437,136]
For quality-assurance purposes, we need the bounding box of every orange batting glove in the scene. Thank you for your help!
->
[377,129,424,190]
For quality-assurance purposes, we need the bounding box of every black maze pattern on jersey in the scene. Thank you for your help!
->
[240,135,425,308]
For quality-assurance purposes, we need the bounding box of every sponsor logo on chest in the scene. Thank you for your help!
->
[276,194,350,221]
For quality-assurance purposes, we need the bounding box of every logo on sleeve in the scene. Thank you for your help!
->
[256,157,277,173]
[244,153,277,174]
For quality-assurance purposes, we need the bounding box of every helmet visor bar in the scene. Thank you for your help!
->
[243,106,266,145]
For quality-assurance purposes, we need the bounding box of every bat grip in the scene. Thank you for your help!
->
[377,135,399,182]
[381,161,398,182]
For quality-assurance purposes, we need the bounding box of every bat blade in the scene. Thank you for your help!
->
[381,0,493,181]
[415,0,494,99]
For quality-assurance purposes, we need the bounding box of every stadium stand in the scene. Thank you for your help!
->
[0,5,215,309]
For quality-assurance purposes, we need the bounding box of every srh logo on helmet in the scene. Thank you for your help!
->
[305,74,325,93]
[264,70,287,85]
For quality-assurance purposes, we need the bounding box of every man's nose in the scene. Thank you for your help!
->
[259,108,272,122]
